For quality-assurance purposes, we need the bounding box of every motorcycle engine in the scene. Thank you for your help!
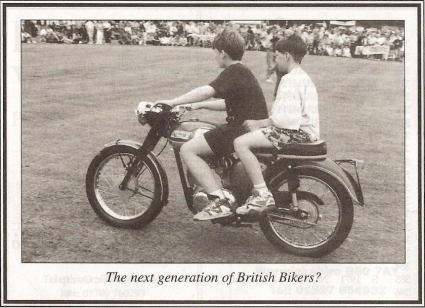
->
[190,154,268,211]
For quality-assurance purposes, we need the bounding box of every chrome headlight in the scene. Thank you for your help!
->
[135,101,153,125]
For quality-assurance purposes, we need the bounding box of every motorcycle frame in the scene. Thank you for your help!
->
[107,100,365,218]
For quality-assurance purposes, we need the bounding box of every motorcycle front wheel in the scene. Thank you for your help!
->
[259,168,354,258]
[86,145,164,229]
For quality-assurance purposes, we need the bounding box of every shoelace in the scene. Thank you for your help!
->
[211,198,232,213]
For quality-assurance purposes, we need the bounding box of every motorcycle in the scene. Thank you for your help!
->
[85,102,365,257]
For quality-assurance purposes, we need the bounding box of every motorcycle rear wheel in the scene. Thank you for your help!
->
[259,168,354,257]
[86,145,164,229]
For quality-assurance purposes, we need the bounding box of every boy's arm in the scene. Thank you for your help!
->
[156,85,216,107]
[192,99,226,111]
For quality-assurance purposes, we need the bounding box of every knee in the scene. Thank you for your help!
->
[180,143,190,160]
[180,142,197,163]
[233,136,248,153]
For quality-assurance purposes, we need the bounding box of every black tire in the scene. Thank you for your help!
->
[259,168,354,257]
[86,145,164,229]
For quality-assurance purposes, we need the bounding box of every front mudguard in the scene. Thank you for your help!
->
[102,139,169,206]
[266,158,364,206]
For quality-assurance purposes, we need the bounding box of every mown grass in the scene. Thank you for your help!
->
[21,43,405,263]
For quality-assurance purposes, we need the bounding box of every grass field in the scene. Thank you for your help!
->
[21,43,405,263]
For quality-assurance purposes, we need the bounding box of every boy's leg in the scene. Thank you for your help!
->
[233,130,274,186]
[180,135,221,194]
[234,130,286,214]
[180,135,234,221]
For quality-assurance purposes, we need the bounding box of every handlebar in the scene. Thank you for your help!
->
[136,102,193,126]
[136,102,192,116]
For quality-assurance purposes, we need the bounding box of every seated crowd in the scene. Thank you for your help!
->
[21,20,405,61]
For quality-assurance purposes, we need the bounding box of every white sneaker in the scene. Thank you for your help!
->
[193,197,233,221]
[236,189,276,215]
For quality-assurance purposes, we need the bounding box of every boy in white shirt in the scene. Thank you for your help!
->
[234,34,320,214]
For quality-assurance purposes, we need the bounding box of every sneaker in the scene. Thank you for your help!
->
[266,77,273,83]
[193,197,233,221]
[236,189,276,215]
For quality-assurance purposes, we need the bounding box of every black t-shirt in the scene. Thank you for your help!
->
[209,63,268,125]
[270,36,280,52]
[393,39,403,49]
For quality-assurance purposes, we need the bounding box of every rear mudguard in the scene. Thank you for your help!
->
[102,139,169,206]
[266,158,364,205]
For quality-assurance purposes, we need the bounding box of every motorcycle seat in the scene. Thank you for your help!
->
[253,140,327,160]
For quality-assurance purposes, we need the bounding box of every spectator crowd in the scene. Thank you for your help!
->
[21,20,405,61]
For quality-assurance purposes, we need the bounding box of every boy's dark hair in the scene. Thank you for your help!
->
[275,34,307,63]
[212,30,245,61]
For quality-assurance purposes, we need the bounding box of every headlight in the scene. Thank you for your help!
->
[136,101,153,114]
[136,101,153,125]
[137,113,147,125]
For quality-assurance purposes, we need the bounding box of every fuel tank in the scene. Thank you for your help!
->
[169,120,217,147]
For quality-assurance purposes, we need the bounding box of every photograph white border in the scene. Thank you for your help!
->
[2,1,423,305]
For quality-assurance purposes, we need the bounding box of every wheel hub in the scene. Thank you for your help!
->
[271,199,320,229]
[112,175,138,203]
[296,199,320,226]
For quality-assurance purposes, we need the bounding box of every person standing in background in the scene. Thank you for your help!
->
[85,20,94,44]
[103,20,112,44]
[95,21,104,44]
[186,21,195,46]
[138,22,147,46]
[265,27,280,83]
[349,30,358,57]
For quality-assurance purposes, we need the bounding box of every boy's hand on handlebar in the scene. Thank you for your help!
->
[180,104,194,111]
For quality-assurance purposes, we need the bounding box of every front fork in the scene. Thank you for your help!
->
[173,147,197,214]
[119,129,162,190]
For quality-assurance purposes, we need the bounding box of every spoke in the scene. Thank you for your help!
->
[310,230,323,241]
[100,173,113,188]
[97,189,118,197]
[125,188,154,200]
[134,191,154,200]
[137,184,154,194]
[136,165,148,178]
[320,219,338,228]
[97,184,113,192]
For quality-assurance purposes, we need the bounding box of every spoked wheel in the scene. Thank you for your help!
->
[86,145,165,229]
[259,169,354,257]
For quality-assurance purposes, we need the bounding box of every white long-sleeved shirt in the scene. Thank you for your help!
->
[270,67,320,141]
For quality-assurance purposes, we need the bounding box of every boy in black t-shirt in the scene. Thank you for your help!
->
[156,30,268,221]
